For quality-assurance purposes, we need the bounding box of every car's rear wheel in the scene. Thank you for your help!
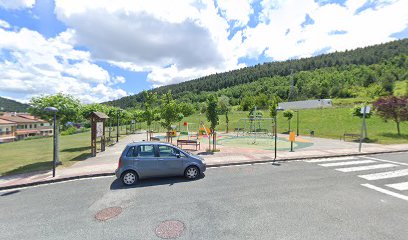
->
[184,166,200,180]
[121,170,138,186]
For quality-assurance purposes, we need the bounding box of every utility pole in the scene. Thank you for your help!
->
[359,106,370,152]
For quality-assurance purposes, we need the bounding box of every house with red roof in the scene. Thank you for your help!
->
[0,113,53,142]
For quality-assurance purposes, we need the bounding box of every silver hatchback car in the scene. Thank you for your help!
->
[115,141,206,185]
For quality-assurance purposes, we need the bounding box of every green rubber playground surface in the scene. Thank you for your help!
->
[157,134,314,151]
[212,136,314,151]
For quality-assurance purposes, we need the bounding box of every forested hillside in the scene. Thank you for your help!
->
[106,38,408,109]
[0,97,29,112]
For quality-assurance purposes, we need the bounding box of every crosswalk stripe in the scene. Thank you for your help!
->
[362,184,408,201]
[359,169,408,180]
[305,156,358,163]
[360,156,408,166]
[335,163,397,172]
[386,182,408,191]
[319,160,375,167]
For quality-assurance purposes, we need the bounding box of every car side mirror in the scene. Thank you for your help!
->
[175,153,181,158]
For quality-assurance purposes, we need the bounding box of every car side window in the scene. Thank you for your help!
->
[126,147,136,157]
[158,145,180,158]
[136,145,156,158]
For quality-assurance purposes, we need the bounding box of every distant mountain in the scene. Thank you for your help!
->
[0,97,29,112]
[105,38,408,109]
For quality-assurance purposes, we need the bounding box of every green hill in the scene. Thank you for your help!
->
[106,38,408,108]
[0,97,29,112]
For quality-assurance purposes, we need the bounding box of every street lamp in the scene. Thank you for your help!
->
[116,109,123,142]
[44,107,59,177]
[274,107,284,161]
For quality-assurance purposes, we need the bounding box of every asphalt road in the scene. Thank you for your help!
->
[1,152,407,240]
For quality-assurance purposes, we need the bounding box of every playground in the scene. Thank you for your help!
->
[150,119,315,152]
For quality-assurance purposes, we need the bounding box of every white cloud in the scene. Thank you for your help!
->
[112,76,126,85]
[0,27,128,103]
[0,0,35,10]
[54,0,243,86]
[0,19,10,29]
[240,0,408,61]
[216,0,255,26]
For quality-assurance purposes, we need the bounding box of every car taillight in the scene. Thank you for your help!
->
[118,157,122,169]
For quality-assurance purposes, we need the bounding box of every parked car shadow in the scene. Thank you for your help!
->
[110,174,205,190]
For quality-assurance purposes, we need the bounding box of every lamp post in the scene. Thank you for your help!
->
[274,107,284,161]
[296,110,300,136]
[44,107,59,177]
[116,109,123,142]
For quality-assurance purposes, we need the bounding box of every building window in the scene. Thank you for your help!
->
[29,124,32,129]
[34,124,37,128]
[40,123,44,126]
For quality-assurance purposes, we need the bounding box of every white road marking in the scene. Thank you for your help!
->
[386,182,408,191]
[361,184,408,201]
[305,156,358,163]
[360,156,408,166]
[359,169,408,180]
[335,163,397,172]
[319,160,375,167]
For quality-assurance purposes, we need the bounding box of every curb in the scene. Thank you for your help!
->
[1,149,407,191]
[0,172,115,191]
[205,149,408,168]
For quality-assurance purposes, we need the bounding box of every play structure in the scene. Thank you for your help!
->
[198,122,211,136]
[235,108,274,144]
[176,122,209,150]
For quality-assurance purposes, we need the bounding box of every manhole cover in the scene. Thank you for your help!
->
[155,220,185,239]
[95,207,122,221]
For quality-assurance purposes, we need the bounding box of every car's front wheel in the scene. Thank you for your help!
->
[184,166,200,180]
[121,170,138,186]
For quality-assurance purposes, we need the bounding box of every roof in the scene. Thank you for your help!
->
[90,112,109,119]
[0,119,17,125]
[0,116,41,124]
[18,115,48,123]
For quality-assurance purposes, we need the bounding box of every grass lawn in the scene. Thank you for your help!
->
[0,131,91,176]
[0,127,130,176]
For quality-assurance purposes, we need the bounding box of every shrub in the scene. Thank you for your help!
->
[61,126,77,136]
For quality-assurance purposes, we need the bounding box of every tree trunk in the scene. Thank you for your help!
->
[226,111,229,133]
[396,120,401,136]
[55,123,60,165]
[288,120,291,132]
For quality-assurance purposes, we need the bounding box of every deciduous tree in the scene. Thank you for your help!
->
[29,93,82,128]
[283,110,294,132]
[373,96,408,135]
[206,95,219,132]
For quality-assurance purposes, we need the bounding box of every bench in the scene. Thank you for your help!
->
[150,136,161,141]
[343,133,360,141]
[177,139,200,150]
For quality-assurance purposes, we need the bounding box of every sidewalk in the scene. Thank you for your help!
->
[1,133,407,190]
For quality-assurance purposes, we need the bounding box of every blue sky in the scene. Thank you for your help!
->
[0,0,407,103]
